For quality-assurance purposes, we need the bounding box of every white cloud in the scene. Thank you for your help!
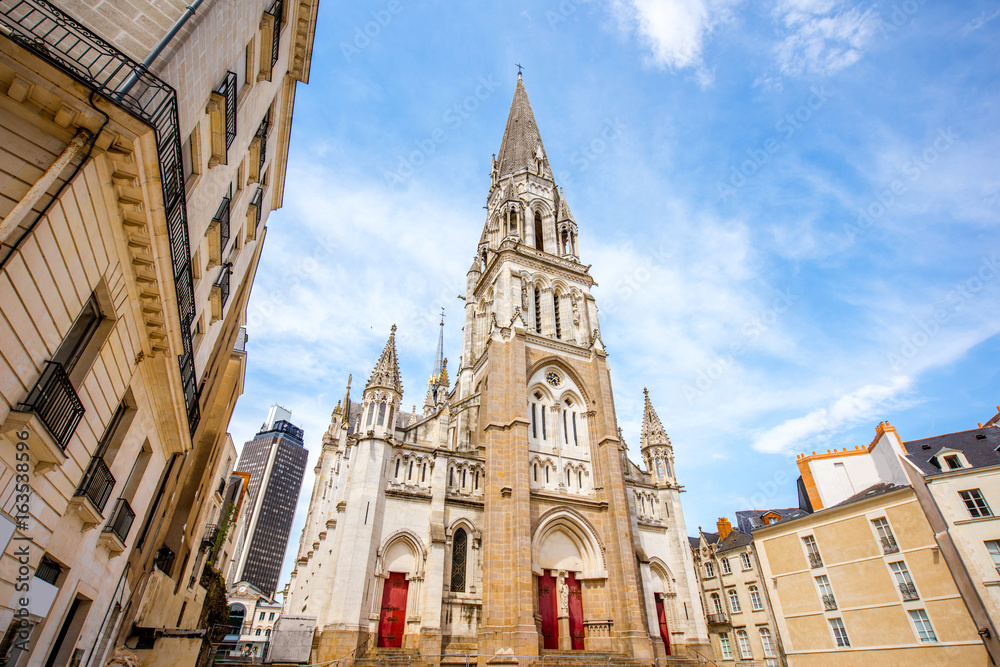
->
[751,375,914,455]
[608,0,739,75]
[772,0,879,78]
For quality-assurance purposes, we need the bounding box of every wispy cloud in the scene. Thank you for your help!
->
[751,376,915,455]
[772,0,879,78]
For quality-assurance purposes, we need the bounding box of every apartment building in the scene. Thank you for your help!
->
[691,519,785,666]
[0,0,317,664]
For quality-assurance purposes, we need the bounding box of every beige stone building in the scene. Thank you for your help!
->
[690,518,785,666]
[283,74,709,666]
[899,407,1000,663]
[755,423,991,666]
[0,0,316,664]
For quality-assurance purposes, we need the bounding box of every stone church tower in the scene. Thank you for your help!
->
[284,74,709,664]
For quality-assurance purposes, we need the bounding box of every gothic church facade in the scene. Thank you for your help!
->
[284,75,709,664]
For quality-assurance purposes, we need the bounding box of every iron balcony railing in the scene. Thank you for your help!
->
[201,523,219,551]
[75,456,115,512]
[218,70,237,150]
[266,0,283,68]
[808,552,823,569]
[822,594,837,611]
[18,361,84,449]
[0,0,199,436]
[881,535,899,554]
[215,195,231,254]
[103,497,135,543]
[899,581,919,601]
[216,263,232,308]
[154,545,176,575]
[251,186,263,229]
[706,613,729,625]
[257,115,270,174]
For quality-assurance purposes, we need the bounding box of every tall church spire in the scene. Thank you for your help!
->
[366,325,403,395]
[494,73,552,181]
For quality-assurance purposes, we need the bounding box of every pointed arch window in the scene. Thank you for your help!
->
[711,592,723,615]
[577,470,583,488]
[545,465,549,484]
[377,401,387,426]
[531,403,537,439]
[534,212,544,251]
[451,528,468,592]
[553,293,562,339]
[533,463,538,482]
[541,407,547,440]
[566,468,572,486]
[422,463,427,482]
[562,410,568,445]
[395,459,400,478]
[572,412,578,446]
[534,288,542,333]
[656,459,664,477]
[366,403,375,427]
[408,460,413,480]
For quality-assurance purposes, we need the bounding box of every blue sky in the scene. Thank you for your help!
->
[227,0,1000,592]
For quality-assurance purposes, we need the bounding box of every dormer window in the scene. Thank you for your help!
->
[944,455,962,470]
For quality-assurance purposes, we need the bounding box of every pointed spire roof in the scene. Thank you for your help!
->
[496,73,552,180]
[366,326,403,394]
[556,187,576,223]
[641,388,672,449]
[432,310,445,380]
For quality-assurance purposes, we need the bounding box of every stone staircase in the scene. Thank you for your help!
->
[529,651,650,667]
[353,647,427,667]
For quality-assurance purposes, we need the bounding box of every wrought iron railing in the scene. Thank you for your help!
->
[881,535,899,554]
[103,497,135,543]
[218,70,237,150]
[75,456,115,512]
[18,361,84,449]
[899,581,919,600]
[266,0,283,68]
[257,115,270,175]
[154,545,176,575]
[808,552,823,569]
[251,186,263,229]
[822,594,837,611]
[201,523,219,551]
[707,613,728,625]
[215,195,231,254]
[0,0,199,436]
[216,263,232,308]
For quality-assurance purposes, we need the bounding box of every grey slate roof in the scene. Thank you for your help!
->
[716,529,753,553]
[902,425,1000,476]
[735,508,803,534]
[495,74,552,180]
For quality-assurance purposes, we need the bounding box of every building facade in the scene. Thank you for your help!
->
[283,74,709,665]
[755,423,991,666]
[900,408,1000,663]
[229,406,308,598]
[690,519,784,666]
[0,0,317,664]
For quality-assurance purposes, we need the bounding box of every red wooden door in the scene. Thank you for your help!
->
[567,572,584,651]
[655,595,671,655]
[538,570,558,649]
[377,572,408,648]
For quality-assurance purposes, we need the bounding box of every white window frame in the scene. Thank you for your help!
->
[740,552,753,570]
[727,588,741,613]
[718,632,733,660]
[829,617,850,647]
[749,585,763,611]
[721,558,731,574]
[908,609,938,642]
[736,629,752,659]
[759,627,776,658]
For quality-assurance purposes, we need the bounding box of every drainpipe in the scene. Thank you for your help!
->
[115,0,209,100]
[0,129,91,246]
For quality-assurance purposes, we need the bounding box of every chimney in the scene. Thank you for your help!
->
[717,517,732,540]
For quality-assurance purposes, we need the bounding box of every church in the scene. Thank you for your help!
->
[284,74,710,664]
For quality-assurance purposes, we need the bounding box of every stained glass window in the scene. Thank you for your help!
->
[451,528,468,592]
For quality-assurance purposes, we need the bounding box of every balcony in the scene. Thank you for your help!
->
[69,456,115,529]
[808,552,823,569]
[219,70,237,150]
[98,498,135,556]
[154,546,176,576]
[707,613,729,626]
[899,582,919,601]
[881,535,899,554]
[3,361,84,473]
[215,195,231,256]
[0,1,201,438]
[822,594,838,611]
[201,524,220,551]
[266,0,284,68]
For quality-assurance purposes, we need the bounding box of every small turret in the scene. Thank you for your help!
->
[640,388,675,483]
[361,326,403,439]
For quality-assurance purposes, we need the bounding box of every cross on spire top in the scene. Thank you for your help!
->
[516,62,524,77]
